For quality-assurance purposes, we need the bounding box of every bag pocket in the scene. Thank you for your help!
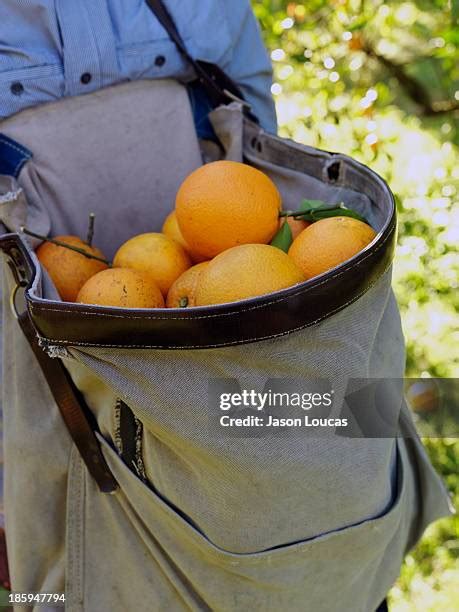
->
[66,434,411,612]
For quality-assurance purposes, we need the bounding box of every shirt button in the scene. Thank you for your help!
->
[155,55,166,67]
[80,72,92,85]
[11,82,24,96]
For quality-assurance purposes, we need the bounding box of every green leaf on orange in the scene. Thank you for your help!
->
[299,199,339,212]
[282,200,369,224]
[270,221,293,253]
[309,205,368,223]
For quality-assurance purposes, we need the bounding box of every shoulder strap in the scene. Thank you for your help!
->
[145,0,255,115]
[18,311,119,493]
[145,0,190,59]
[2,236,118,493]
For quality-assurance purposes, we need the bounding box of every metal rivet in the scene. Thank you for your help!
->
[155,55,166,67]
[80,72,92,85]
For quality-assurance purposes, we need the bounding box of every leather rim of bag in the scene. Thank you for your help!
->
[1,143,396,350]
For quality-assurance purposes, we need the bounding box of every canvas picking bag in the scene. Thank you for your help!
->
[0,78,453,612]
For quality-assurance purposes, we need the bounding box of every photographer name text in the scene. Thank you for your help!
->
[219,415,348,428]
[218,390,348,428]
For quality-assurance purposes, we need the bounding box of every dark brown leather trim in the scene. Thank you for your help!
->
[17,310,118,493]
[0,238,118,491]
[0,200,396,349]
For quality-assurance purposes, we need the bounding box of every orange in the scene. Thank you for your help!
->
[288,217,377,280]
[166,261,210,308]
[77,268,164,308]
[176,161,281,259]
[195,244,305,306]
[113,232,191,296]
[279,216,311,240]
[36,235,108,302]
[162,211,189,252]
[161,211,207,263]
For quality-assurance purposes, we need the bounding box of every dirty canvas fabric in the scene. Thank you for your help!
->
[0,81,453,612]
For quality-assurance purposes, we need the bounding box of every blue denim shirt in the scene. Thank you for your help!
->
[0,0,277,133]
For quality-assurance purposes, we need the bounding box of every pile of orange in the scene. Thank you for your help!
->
[36,160,376,309]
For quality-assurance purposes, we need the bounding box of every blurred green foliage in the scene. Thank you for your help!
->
[252,0,458,609]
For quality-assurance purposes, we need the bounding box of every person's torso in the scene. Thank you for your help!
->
[0,0,235,119]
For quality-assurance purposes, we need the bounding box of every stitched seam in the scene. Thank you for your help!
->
[12,157,26,177]
[0,136,32,159]
[74,454,84,606]
[29,225,394,321]
[66,453,76,602]
[0,62,61,78]
[66,448,84,608]
[36,277,383,349]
